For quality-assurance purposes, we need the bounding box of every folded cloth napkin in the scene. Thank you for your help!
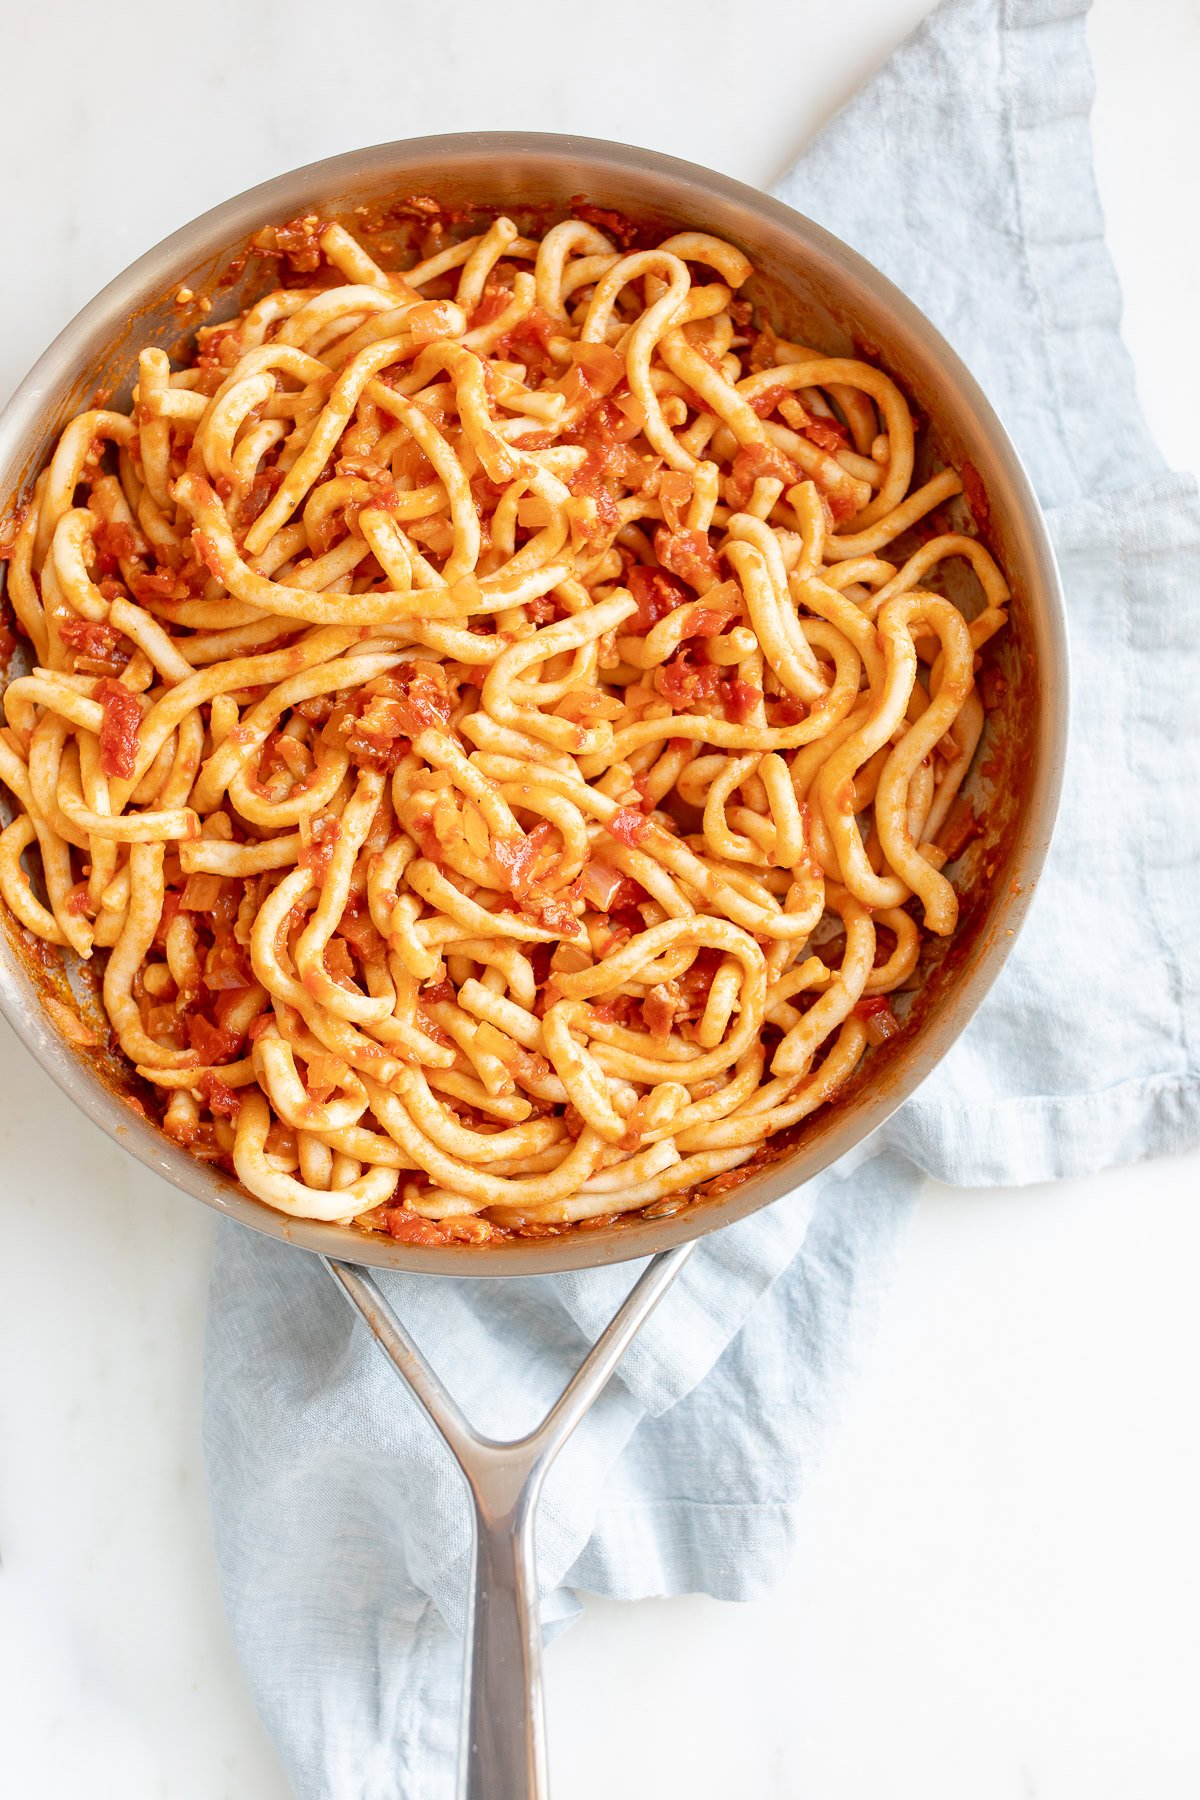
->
[204,0,1200,1791]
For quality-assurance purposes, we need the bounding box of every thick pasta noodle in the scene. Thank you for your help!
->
[0,208,1009,1245]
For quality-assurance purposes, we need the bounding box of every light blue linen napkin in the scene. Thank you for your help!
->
[204,1,1200,1791]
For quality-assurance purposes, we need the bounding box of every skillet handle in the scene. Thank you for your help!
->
[325,1244,695,1800]
[462,1467,547,1799]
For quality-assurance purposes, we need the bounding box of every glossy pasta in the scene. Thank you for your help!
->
[0,209,1009,1243]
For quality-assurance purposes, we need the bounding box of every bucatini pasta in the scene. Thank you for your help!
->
[0,205,1009,1244]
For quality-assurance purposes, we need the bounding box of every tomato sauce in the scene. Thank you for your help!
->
[961,460,991,534]
[568,197,643,248]
[299,816,341,883]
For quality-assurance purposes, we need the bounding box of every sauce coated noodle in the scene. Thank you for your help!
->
[0,211,1009,1245]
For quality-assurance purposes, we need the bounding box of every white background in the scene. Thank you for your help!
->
[1,1,1198,1795]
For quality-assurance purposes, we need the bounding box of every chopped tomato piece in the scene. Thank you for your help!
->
[685,608,728,638]
[588,994,638,1026]
[771,696,807,725]
[657,654,722,709]
[604,808,651,848]
[491,824,554,898]
[675,947,723,1020]
[189,530,225,583]
[469,284,513,331]
[565,398,644,541]
[187,1014,240,1063]
[653,525,721,592]
[749,384,787,419]
[656,471,692,532]
[724,679,762,723]
[491,306,558,368]
[199,1070,241,1117]
[267,215,326,271]
[804,416,850,454]
[59,616,129,673]
[96,679,141,779]
[516,891,581,937]
[725,443,800,509]
[91,518,139,566]
[299,817,341,882]
[641,983,678,1038]
[323,663,454,771]
[566,461,621,540]
[626,564,691,632]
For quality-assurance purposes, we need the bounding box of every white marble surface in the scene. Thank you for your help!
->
[1,1,1198,1794]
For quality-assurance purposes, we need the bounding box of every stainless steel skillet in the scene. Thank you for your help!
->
[0,133,1067,1798]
